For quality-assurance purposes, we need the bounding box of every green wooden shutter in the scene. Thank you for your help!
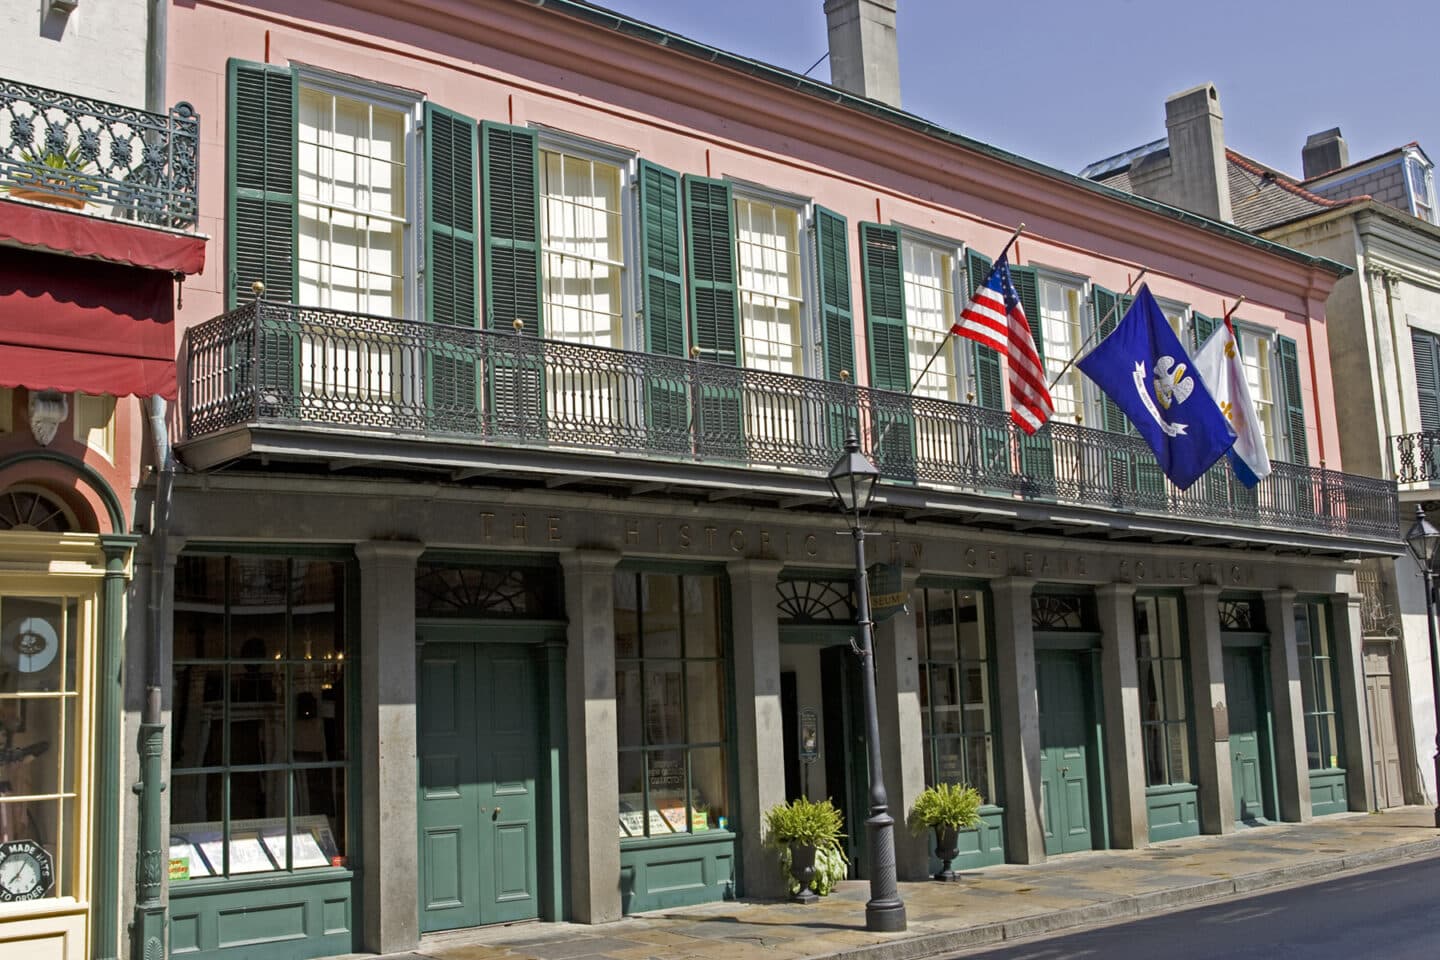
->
[227,59,297,413]
[1010,264,1052,491]
[1276,335,1308,465]
[481,121,544,437]
[860,222,913,476]
[638,160,688,437]
[1191,312,1219,351]
[1413,330,1440,434]
[424,104,480,433]
[227,59,297,309]
[815,206,856,450]
[815,206,855,381]
[683,175,743,458]
[1091,285,1128,434]
[964,250,1003,410]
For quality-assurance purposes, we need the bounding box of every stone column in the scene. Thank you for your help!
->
[991,577,1044,863]
[1330,594,1377,812]
[872,572,927,879]
[560,549,622,922]
[1264,589,1311,822]
[727,558,787,898]
[356,540,426,954]
[95,534,138,960]
[1184,584,1234,834]
[1096,583,1147,848]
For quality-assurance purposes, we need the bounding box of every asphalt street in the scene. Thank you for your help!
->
[947,855,1440,960]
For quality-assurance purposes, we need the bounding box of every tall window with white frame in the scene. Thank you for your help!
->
[297,86,409,404]
[1136,595,1191,788]
[540,147,627,423]
[1235,328,1278,459]
[1295,600,1342,772]
[1038,276,1087,424]
[734,195,806,444]
[902,238,961,403]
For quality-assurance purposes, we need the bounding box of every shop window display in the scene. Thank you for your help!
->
[169,554,349,880]
[614,571,730,839]
[915,588,996,803]
[0,595,81,901]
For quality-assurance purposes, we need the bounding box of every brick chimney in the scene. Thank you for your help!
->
[1302,128,1349,179]
[824,0,900,108]
[1131,83,1233,224]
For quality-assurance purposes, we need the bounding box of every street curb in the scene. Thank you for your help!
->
[804,837,1440,960]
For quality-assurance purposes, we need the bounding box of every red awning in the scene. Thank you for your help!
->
[1,245,179,399]
[0,198,206,274]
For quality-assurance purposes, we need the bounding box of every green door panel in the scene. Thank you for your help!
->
[418,640,540,932]
[1037,651,1094,855]
[1224,648,1272,823]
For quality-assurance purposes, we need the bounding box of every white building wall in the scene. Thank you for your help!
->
[1394,553,1438,804]
[4,0,151,108]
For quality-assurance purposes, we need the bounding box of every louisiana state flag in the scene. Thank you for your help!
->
[1076,286,1235,490]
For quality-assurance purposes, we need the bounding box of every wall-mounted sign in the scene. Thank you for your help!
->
[867,562,907,623]
[799,708,819,763]
[0,839,54,902]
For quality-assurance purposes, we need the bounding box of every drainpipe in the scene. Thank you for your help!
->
[132,7,173,957]
[132,396,173,960]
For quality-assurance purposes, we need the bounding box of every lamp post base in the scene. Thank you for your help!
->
[865,900,908,932]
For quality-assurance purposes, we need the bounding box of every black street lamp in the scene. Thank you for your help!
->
[1402,504,1440,828]
[826,432,907,933]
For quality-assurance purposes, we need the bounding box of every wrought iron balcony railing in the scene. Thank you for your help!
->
[184,302,1401,542]
[0,76,198,228]
[1391,430,1440,485]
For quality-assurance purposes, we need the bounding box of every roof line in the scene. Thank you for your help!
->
[1227,149,1365,209]
[527,0,1350,278]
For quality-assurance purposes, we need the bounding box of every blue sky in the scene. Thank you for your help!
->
[593,0,1439,178]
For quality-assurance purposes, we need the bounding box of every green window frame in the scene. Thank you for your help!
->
[169,551,354,881]
[1295,600,1342,771]
[1135,594,1192,787]
[915,586,998,804]
[614,570,732,840]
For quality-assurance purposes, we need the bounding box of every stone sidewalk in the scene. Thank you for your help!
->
[394,807,1440,960]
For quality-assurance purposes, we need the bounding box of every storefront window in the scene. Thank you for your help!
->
[1296,601,1341,770]
[1136,595,1191,786]
[170,554,349,880]
[916,587,996,803]
[614,571,729,839]
[0,594,83,900]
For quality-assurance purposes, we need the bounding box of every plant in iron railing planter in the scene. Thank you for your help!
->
[908,782,982,882]
[764,797,847,903]
[7,141,101,210]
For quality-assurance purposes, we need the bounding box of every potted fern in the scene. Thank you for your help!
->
[908,782,982,882]
[8,143,99,210]
[763,797,846,903]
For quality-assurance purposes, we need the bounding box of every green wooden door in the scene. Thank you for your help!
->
[1224,648,1271,823]
[1037,651,1094,855]
[418,641,539,932]
[820,644,869,877]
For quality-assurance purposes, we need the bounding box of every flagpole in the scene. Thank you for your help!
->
[1046,267,1149,392]
[906,223,1026,397]
[1222,295,1246,325]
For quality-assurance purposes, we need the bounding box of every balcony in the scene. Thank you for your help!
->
[1390,430,1440,488]
[182,302,1401,548]
[0,76,198,229]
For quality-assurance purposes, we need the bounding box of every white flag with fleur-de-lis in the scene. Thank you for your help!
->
[1194,320,1272,487]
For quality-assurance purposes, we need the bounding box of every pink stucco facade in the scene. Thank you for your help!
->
[168,0,1344,467]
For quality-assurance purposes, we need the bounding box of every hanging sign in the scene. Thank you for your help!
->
[867,562,907,623]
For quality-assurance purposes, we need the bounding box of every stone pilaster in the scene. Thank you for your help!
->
[1264,590,1311,822]
[356,540,426,953]
[872,571,927,879]
[1184,584,1234,833]
[560,548,623,922]
[991,577,1044,863]
[1096,583,1147,848]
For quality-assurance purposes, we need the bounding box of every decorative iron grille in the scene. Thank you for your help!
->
[775,579,856,625]
[182,300,1402,542]
[0,75,199,228]
[1391,430,1440,485]
[1218,598,1263,632]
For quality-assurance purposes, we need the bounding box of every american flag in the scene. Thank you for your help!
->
[950,254,1054,434]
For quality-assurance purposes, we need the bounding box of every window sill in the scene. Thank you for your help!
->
[619,829,735,849]
[169,866,353,897]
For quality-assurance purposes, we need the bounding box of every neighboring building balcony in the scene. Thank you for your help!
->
[1391,430,1440,490]
[182,301,1401,550]
[0,75,199,230]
